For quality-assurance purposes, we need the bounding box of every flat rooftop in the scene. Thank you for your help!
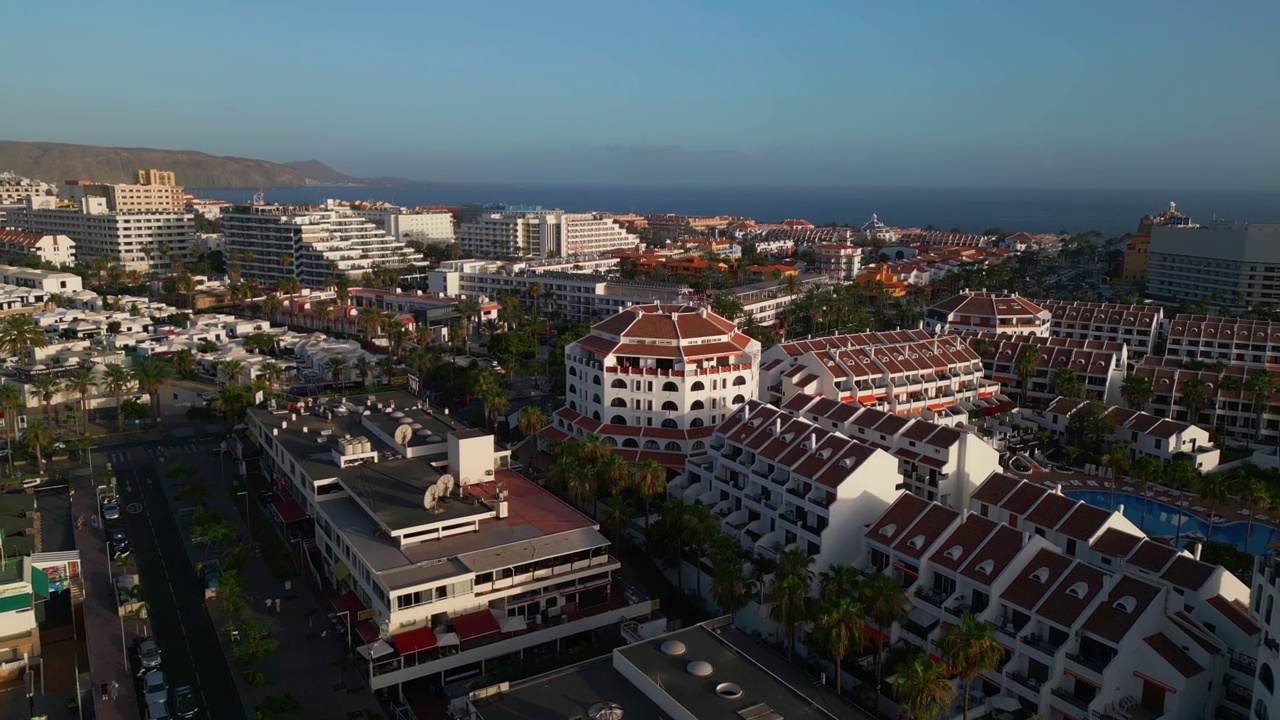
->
[477,624,865,720]
[318,469,603,591]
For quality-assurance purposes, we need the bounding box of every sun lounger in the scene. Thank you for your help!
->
[1238,509,1251,516]
[1258,515,1272,522]
[1194,505,1208,512]
[1086,480,1099,487]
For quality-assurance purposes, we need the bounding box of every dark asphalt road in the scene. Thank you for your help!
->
[110,436,244,720]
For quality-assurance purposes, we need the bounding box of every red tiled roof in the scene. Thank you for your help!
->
[1080,574,1162,644]
[971,472,1022,506]
[1126,540,1178,574]
[1002,549,1072,612]
[866,494,930,546]
[1144,633,1204,678]
[1056,503,1111,541]
[958,525,1024,585]
[1035,562,1106,629]
[1160,556,1215,591]
[928,515,998,572]
[1206,595,1260,636]
[892,504,959,560]
[1090,529,1142,558]
[1001,482,1048,516]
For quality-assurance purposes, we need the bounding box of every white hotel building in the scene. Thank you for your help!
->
[222,202,417,287]
[5,196,196,273]
[456,210,639,259]
[544,304,760,468]
[241,391,653,693]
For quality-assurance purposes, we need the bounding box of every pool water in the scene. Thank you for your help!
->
[1064,490,1280,556]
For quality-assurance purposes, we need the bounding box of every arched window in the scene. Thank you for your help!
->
[569,367,578,378]
[569,384,577,396]
[592,375,601,385]
[692,440,706,451]
[611,378,626,388]
[569,401,578,412]
[665,441,681,451]
[643,439,660,450]
[1257,700,1270,720]
[610,415,627,425]
[610,398,626,407]
[592,394,601,404]
[733,376,747,386]
[690,400,705,411]
[732,394,745,404]
[622,438,639,448]
[591,411,601,421]
[690,418,704,428]
[661,400,679,411]
[662,381,678,392]
[691,381,705,392]
[661,419,679,429]
[1261,663,1275,695]
[605,437,618,447]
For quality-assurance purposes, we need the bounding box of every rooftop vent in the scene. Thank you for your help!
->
[907,534,925,550]
[687,660,714,677]
[975,559,995,575]
[1030,567,1050,583]
[1114,595,1137,613]
[1066,581,1088,599]
[878,523,897,538]
[944,545,963,561]
[715,683,744,700]
[660,640,687,656]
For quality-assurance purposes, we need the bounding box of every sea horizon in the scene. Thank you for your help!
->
[192,184,1280,237]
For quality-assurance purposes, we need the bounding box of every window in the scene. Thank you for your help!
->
[661,418,678,428]
[732,394,745,404]
[622,438,638,448]
[692,440,705,451]
[643,440,660,450]
[610,415,627,425]
[569,384,577,396]
[1261,663,1275,695]
[733,376,747,386]
[665,441,681,451]
[661,401,679,411]
[592,375,601,385]
[591,411,601,421]
[592,394,601,404]
[691,381,705,391]
[690,400,705,411]
[662,381,678,392]
[611,378,626,388]
[690,418,704,428]
[611,398,626,407]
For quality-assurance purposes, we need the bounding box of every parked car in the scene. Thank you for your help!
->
[135,637,161,670]
[141,670,168,706]
[101,497,121,521]
[108,528,131,558]
[146,700,171,720]
[171,684,198,718]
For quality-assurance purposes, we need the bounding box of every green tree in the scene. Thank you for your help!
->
[816,595,866,695]
[1245,369,1276,447]
[211,383,253,431]
[1177,376,1211,424]
[29,376,61,428]
[188,507,238,553]
[517,405,548,439]
[941,614,1004,720]
[101,365,135,432]
[0,314,48,362]
[254,693,303,720]
[1120,373,1154,410]
[893,654,952,720]
[257,361,284,393]
[602,495,631,545]
[1240,477,1271,552]
[1100,442,1131,510]
[710,551,756,627]
[767,574,811,662]
[325,356,348,386]
[21,418,52,474]
[62,367,97,434]
[1050,368,1085,400]
[131,356,173,419]
[1198,471,1230,541]
[354,356,373,387]
[632,459,667,533]
[1131,455,1162,532]
[0,385,20,475]
[863,571,909,702]
[1013,344,1040,405]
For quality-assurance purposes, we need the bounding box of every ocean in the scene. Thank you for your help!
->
[191,184,1280,237]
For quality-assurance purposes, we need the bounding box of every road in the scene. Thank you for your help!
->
[106,435,245,720]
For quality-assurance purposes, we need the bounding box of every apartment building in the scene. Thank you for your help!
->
[0,230,74,266]
[136,168,177,186]
[5,196,196,272]
[456,210,638,258]
[669,400,901,570]
[760,329,932,396]
[546,304,760,467]
[772,334,1000,417]
[1037,299,1164,358]
[642,213,742,239]
[1025,397,1220,471]
[0,265,83,295]
[62,178,186,213]
[1134,355,1280,448]
[1148,220,1280,310]
[1250,551,1280,720]
[811,243,863,281]
[1121,203,1193,282]
[863,473,1257,720]
[221,203,417,287]
[926,292,1052,336]
[0,178,54,205]
[1164,314,1280,368]
[780,394,1000,509]
[966,333,1128,407]
[243,391,652,691]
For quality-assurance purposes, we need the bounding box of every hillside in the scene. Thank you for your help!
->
[0,141,307,188]
[284,160,417,186]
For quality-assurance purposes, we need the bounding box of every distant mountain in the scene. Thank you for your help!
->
[0,140,306,188]
[284,160,417,186]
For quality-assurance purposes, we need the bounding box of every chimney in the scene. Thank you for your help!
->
[1193,542,1202,561]
[775,417,781,434]
[809,432,816,449]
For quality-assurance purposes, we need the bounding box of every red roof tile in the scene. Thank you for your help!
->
[1080,574,1162,644]
[1144,633,1204,678]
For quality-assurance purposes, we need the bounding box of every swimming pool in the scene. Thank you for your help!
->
[1064,490,1280,556]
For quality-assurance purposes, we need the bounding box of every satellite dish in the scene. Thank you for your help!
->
[423,485,439,510]
[393,424,413,446]
[438,474,456,497]
[589,702,624,720]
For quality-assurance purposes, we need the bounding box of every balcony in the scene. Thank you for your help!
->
[1049,687,1092,714]
[1065,651,1112,675]
[785,485,807,500]
[1228,652,1257,677]
[942,600,971,620]
[1223,682,1252,710]
[1004,670,1043,697]
[1019,632,1063,660]
[986,619,1017,641]
[914,587,949,608]
[1215,706,1248,720]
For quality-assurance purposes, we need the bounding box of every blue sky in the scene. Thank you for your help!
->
[2,0,1277,189]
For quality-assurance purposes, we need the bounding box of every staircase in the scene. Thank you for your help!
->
[69,576,84,603]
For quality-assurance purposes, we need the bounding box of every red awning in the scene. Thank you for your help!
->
[862,626,890,643]
[1134,671,1177,694]
[451,609,501,642]
[391,626,438,655]
[272,494,307,523]
[354,622,378,645]
[330,591,365,624]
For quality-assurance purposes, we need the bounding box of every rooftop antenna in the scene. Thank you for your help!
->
[252,188,265,206]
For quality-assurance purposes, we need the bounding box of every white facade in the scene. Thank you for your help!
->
[926,292,1052,337]
[5,198,195,273]
[0,265,81,294]
[1026,397,1220,471]
[456,211,638,259]
[387,212,455,245]
[1250,552,1280,720]
[1149,221,1280,309]
[1038,299,1164,359]
[0,230,75,266]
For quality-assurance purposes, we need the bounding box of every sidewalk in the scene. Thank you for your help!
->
[72,470,138,720]
[159,456,383,720]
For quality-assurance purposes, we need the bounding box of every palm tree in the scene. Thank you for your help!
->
[767,574,811,661]
[602,495,631,545]
[894,653,953,720]
[818,564,862,605]
[686,503,719,599]
[1241,477,1271,553]
[1013,345,1040,405]
[354,356,373,387]
[324,356,348,387]
[594,452,629,498]
[22,418,52,474]
[454,297,480,345]
[131,356,173,420]
[101,365,134,432]
[750,552,776,607]
[709,538,756,626]
[0,384,21,475]
[63,368,97,434]
[0,315,48,362]
[1099,442,1131,510]
[355,307,382,338]
[218,359,245,386]
[632,459,667,532]
[1050,368,1085,400]
[775,545,815,587]
[312,299,335,330]
[517,406,547,439]
[816,596,866,695]
[863,571,910,701]
[169,349,197,380]
[30,376,60,427]
[1121,373,1154,410]
[655,497,690,592]
[261,293,284,319]
[1246,370,1276,447]
[211,384,253,431]
[257,361,284,394]
[941,614,1005,720]
[1176,376,1211,425]
[545,451,580,497]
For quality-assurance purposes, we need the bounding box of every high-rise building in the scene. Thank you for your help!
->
[62,176,186,213]
[1148,220,1280,309]
[1120,202,1192,282]
[221,203,417,287]
[811,242,863,280]
[136,168,177,186]
[546,304,760,468]
[456,209,639,258]
[5,196,195,272]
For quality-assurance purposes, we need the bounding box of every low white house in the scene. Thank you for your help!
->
[1024,397,1220,471]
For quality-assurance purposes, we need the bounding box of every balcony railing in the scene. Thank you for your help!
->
[914,587,948,608]
[1019,633,1063,657]
[1229,653,1258,676]
[1003,670,1043,694]
[986,619,1016,640]
[1224,683,1252,709]
[1065,651,1112,674]
[1049,687,1092,713]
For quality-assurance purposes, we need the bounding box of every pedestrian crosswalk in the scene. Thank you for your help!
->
[104,439,223,465]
